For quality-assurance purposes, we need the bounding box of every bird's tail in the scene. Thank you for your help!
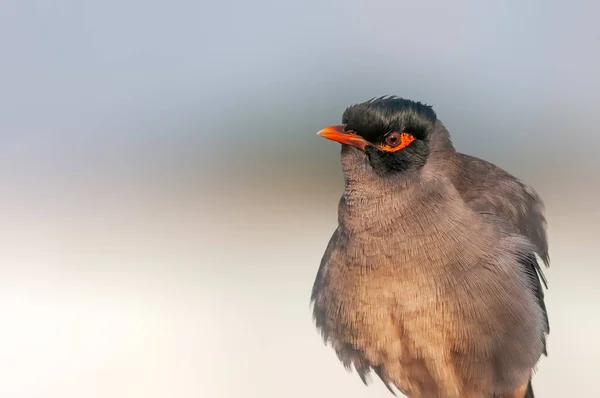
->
[524,379,535,398]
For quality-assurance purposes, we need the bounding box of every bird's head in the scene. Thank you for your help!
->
[318,96,446,179]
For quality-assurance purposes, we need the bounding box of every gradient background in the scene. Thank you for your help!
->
[1,1,599,397]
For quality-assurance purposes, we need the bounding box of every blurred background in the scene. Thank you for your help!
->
[1,1,599,397]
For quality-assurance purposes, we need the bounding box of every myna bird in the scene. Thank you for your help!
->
[311,96,549,398]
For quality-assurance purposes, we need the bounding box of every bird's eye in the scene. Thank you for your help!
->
[380,131,416,152]
[385,132,401,147]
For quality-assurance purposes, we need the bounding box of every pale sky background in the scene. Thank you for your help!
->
[1,1,599,397]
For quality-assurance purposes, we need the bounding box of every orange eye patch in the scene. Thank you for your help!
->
[378,132,415,152]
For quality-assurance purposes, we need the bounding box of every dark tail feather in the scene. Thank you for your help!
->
[525,379,535,398]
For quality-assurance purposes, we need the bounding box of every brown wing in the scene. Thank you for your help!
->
[451,153,550,354]
[452,153,549,267]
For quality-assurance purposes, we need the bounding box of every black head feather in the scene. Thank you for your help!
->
[341,96,438,175]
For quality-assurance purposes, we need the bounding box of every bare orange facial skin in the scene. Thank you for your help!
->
[378,132,415,152]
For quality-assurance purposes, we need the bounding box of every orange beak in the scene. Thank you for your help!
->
[317,125,369,151]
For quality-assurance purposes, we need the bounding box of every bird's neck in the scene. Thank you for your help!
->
[339,173,421,235]
[429,120,455,154]
[338,155,461,238]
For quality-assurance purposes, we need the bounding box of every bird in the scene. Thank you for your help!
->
[310,96,549,398]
